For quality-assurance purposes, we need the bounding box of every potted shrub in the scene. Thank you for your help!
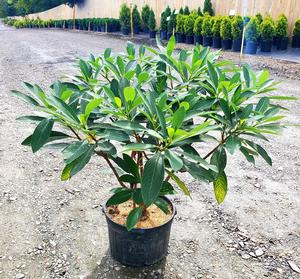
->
[119,4,130,35]
[132,5,141,34]
[184,12,197,44]
[197,7,203,16]
[183,6,190,15]
[176,14,186,43]
[220,16,232,50]
[193,16,203,45]
[160,6,171,40]
[292,18,300,48]
[245,17,260,54]
[202,15,213,46]
[203,0,214,16]
[13,38,291,267]
[141,5,150,33]
[260,18,275,52]
[167,10,176,39]
[148,9,157,38]
[231,15,243,51]
[275,14,288,50]
[212,16,222,48]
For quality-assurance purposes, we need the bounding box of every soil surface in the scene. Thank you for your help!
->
[107,201,173,229]
[0,22,300,279]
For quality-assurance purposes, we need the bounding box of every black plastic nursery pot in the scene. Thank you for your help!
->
[103,197,176,267]
[222,39,232,50]
[277,37,288,50]
[160,30,167,40]
[133,26,140,34]
[167,32,173,40]
[203,36,212,47]
[292,36,300,48]
[143,27,149,33]
[194,35,203,45]
[149,30,157,39]
[186,35,194,44]
[121,27,130,35]
[245,41,258,54]
[100,25,106,32]
[212,37,221,48]
[260,40,272,52]
[232,38,242,52]
[176,33,184,43]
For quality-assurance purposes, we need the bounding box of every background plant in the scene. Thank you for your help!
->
[167,10,177,34]
[275,14,288,38]
[201,15,212,37]
[119,4,130,30]
[193,16,203,36]
[132,5,141,30]
[293,18,300,36]
[203,0,214,16]
[141,5,150,30]
[183,6,190,15]
[148,9,156,31]
[160,6,171,31]
[212,15,222,37]
[260,18,275,40]
[184,11,197,35]
[220,16,232,40]
[245,17,260,42]
[231,15,243,40]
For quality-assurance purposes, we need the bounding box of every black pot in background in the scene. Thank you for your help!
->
[100,25,105,32]
[245,41,258,54]
[176,33,184,43]
[203,36,212,47]
[186,35,194,44]
[292,35,300,48]
[149,30,157,38]
[277,37,288,50]
[122,27,130,35]
[143,27,149,33]
[167,32,173,40]
[232,38,242,52]
[160,30,167,40]
[194,35,203,45]
[260,40,272,52]
[133,26,139,34]
[103,197,176,266]
[212,37,221,48]
[273,36,278,46]
[222,39,232,50]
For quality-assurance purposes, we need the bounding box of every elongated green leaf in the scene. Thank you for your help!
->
[11,90,39,106]
[213,171,228,204]
[63,141,89,164]
[79,59,92,80]
[160,181,176,195]
[22,131,70,146]
[210,146,227,174]
[240,104,253,119]
[17,115,45,122]
[85,98,102,119]
[164,150,183,171]
[122,143,156,152]
[142,153,164,206]
[112,120,145,131]
[256,97,269,113]
[245,141,272,166]
[31,118,54,153]
[107,189,133,206]
[123,154,140,179]
[207,61,218,89]
[120,174,140,183]
[97,141,117,156]
[166,35,176,56]
[124,87,136,102]
[155,197,170,214]
[225,136,241,155]
[126,207,142,231]
[172,106,186,130]
[168,171,190,196]
[240,146,255,164]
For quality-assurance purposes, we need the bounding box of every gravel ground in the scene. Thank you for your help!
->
[0,23,300,279]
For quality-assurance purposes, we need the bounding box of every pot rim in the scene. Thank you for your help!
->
[102,196,177,232]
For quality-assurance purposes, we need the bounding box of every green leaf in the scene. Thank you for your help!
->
[112,120,145,131]
[17,115,45,122]
[126,207,142,231]
[160,181,176,195]
[107,189,133,206]
[155,105,167,138]
[11,90,39,106]
[213,171,228,204]
[124,87,136,102]
[164,150,183,171]
[256,97,269,113]
[31,118,54,153]
[85,98,102,119]
[123,154,140,179]
[168,171,190,196]
[268,96,298,101]
[138,72,149,84]
[79,59,92,80]
[122,143,156,152]
[185,161,215,182]
[243,65,250,87]
[245,141,272,166]
[210,147,227,174]
[22,131,70,146]
[166,35,176,56]
[63,141,90,164]
[225,136,241,155]
[132,189,143,204]
[97,141,117,156]
[141,153,165,206]
[155,197,170,214]
[207,61,218,89]
[240,146,255,164]
[120,174,140,183]
[48,96,80,124]
[240,104,253,119]
[219,99,231,121]
[172,106,186,130]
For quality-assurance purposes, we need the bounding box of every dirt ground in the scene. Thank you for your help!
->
[0,23,300,279]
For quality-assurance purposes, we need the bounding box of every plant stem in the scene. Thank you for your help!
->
[68,126,81,140]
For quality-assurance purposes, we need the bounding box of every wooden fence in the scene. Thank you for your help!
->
[27,0,300,35]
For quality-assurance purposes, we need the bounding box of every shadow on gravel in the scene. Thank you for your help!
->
[87,250,167,279]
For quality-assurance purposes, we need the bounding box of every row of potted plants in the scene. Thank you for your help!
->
[3,17,121,32]
[158,9,300,54]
